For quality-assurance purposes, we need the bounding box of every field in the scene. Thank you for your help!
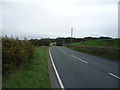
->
[72,39,120,47]
[2,47,51,88]
[66,39,120,62]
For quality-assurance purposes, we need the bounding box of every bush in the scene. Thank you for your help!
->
[30,39,50,46]
[2,36,34,73]
[56,42,63,46]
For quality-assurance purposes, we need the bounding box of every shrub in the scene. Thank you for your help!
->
[2,36,34,73]
[30,39,50,46]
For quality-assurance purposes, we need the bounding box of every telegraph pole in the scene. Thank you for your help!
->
[71,27,73,43]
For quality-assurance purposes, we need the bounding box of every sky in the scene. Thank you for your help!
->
[1,0,119,39]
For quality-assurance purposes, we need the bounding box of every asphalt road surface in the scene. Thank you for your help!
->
[49,46,120,88]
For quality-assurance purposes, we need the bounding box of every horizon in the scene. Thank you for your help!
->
[2,35,118,40]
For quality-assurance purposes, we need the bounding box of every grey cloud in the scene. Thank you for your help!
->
[1,0,119,39]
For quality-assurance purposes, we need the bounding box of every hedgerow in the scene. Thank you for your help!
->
[2,36,34,73]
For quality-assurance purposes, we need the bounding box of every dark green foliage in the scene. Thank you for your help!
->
[83,36,112,41]
[55,37,84,44]
[51,37,112,45]
[56,42,63,46]
[30,38,50,46]
[29,36,114,46]
[2,36,34,73]
[40,39,50,46]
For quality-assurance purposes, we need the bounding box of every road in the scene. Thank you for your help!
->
[49,46,120,88]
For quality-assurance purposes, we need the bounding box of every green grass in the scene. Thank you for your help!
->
[67,39,120,62]
[72,39,120,47]
[69,47,119,62]
[3,46,51,88]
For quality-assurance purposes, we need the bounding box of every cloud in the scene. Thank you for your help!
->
[1,0,119,3]
[90,32,106,37]
[1,0,119,39]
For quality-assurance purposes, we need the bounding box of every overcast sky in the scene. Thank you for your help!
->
[1,0,119,39]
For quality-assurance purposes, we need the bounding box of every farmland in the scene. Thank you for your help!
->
[66,39,120,62]
[72,39,120,48]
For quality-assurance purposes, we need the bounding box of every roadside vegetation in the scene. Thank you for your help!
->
[72,39,120,47]
[66,39,120,62]
[2,36,51,88]
[2,36,34,73]
[3,47,51,88]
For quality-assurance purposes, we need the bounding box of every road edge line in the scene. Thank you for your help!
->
[49,48,65,89]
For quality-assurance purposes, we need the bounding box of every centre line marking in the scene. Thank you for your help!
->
[109,72,120,79]
[71,55,88,64]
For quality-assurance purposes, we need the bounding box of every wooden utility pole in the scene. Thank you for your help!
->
[71,27,73,43]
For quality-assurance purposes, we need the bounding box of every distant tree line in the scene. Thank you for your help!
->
[29,36,112,46]
[29,38,50,46]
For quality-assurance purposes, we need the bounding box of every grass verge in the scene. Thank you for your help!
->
[67,46,119,62]
[67,39,120,62]
[2,46,51,88]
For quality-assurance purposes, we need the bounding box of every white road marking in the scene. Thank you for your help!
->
[49,48,65,89]
[109,73,120,79]
[71,55,88,64]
